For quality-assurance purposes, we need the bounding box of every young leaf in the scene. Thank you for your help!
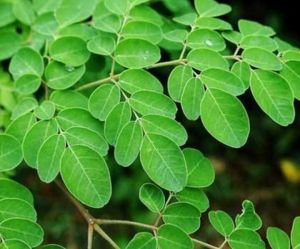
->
[45,61,85,90]
[187,48,229,71]
[267,227,290,249]
[22,120,58,168]
[126,232,157,249]
[0,178,34,205]
[195,17,232,30]
[88,84,121,121]
[222,30,242,45]
[60,145,112,208]
[0,218,44,247]
[50,90,88,110]
[231,61,251,90]
[183,148,215,188]
[242,48,282,71]
[119,69,163,94]
[49,37,91,67]
[139,183,165,213]
[140,134,187,192]
[15,74,41,95]
[64,127,109,156]
[104,102,132,145]
[250,70,295,126]
[200,68,246,96]
[238,19,275,37]
[281,61,300,100]
[162,202,201,234]
[157,224,193,249]
[209,210,234,237]
[87,35,116,56]
[115,39,161,69]
[104,0,128,15]
[200,89,250,148]
[129,91,177,118]
[0,198,37,222]
[236,200,262,231]
[195,0,231,18]
[187,29,226,51]
[0,134,23,172]
[176,188,209,213]
[9,47,44,80]
[34,101,56,120]
[240,35,278,51]
[168,65,193,102]
[229,229,265,249]
[37,134,65,183]
[141,115,187,146]
[55,0,97,27]
[291,217,300,249]
[115,121,143,167]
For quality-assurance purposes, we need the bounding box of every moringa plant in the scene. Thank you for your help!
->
[0,0,300,248]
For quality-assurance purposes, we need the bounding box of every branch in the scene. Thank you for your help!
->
[96,219,156,231]
[192,238,219,249]
[93,224,120,249]
[87,225,94,249]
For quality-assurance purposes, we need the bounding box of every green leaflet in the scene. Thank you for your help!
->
[50,90,88,110]
[115,121,143,167]
[195,0,231,18]
[22,120,58,168]
[104,102,132,145]
[55,0,97,27]
[11,98,38,121]
[33,12,58,36]
[281,61,300,100]
[250,70,295,126]
[13,0,36,25]
[240,35,278,51]
[40,245,66,249]
[129,91,177,118]
[33,0,62,15]
[37,134,65,183]
[0,239,30,249]
[231,61,251,90]
[104,0,128,15]
[88,84,121,121]
[238,19,275,37]
[164,29,188,44]
[181,77,205,120]
[163,202,201,234]
[141,115,187,146]
[200,89,250,148]
[209,210,235,237]
[195,17,232,30]
[200,68,246,96]
[130,6,163,27]
[222,30,242,45]
[64,127,109,156]
[140,134,187,192]
[176,188,210,213]
[15,74,41,95]
[6,112,36,143]
[0,31,22,61]
[126,232,157,249]
[187,29,226,51]
[0,198,37,222]
[9,47,44,80]
[139,183,165,213]
[157,224,193,249]
[173,13,197,26]
[187,48,229,71]
[282,50,300,62]
[183,148,215,188]
[58,23,97,41]
[45,61,85,90]
[0,2,15,27]
[0,218,44,247]
[87,35,116,56]
[56,108,104,135]
[228,229,265,249]
[115,39,161,69]
[119,69,163,94]
[122,21,163,44]
[242,48,282,71]
[267,227,290,249]
[92,2,122,34]
[0,134,23,172]
[236,200,262,231]
[168,65,193,102]
[291,217,300,249]
[34,101,56,120]
[60,145,112,208]
[49,37,91,67]
[0,178,34,205]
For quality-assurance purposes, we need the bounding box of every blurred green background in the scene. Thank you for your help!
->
[4,0,300,248]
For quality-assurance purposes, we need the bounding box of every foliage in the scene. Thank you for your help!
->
[0,0,300,248]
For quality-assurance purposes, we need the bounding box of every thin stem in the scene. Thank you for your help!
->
[93,224,120,249]
[179,25,195,59]
[96,219,156,230]
[147,59,186,69]
[87,225,94,249]
[192,239,219,249]
[223,55,241,61]
[43,82,49,100]
[154,192,173,227]
[218,240,227,249]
